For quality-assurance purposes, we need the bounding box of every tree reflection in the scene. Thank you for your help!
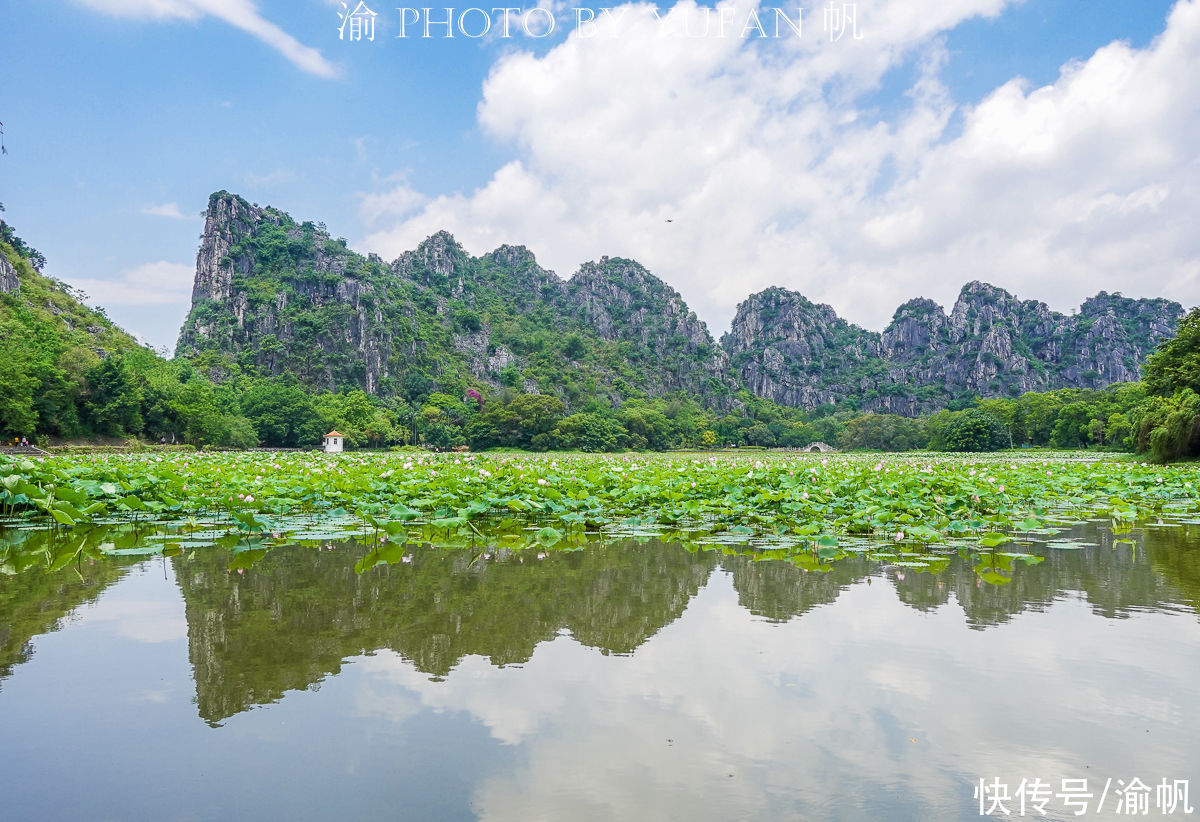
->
[176,540,717,724]
[1,520,1197,725]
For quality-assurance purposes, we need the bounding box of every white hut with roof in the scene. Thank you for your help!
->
[323,430,344,453]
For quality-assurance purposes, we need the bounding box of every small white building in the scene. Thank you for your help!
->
[323,430,345,453]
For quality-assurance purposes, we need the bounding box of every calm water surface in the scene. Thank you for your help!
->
[1,524,1198,821]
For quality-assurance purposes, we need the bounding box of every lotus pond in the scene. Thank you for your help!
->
[1,451,1199,820]
[3,450,1200,556]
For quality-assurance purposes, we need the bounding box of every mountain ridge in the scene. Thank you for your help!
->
[176,191,1184,415]
[177,192,734,408]
[722,281,1181,413]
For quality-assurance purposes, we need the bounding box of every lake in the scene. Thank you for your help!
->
[1,522,1198,821]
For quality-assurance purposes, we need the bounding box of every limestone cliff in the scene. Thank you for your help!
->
[723,282,1183,413]
[177,192,734,406]
[177,191,1184,415]
[565,257,729,398]
[0,252,19,296]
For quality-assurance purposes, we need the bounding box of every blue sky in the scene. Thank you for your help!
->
[1,0,1195,350]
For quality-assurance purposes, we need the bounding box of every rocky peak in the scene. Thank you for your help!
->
[484,244,565,295]
[192,191,262,305]
[572,256,655,290]
[727,280,1183,414]
[1079,291,1119,316]
[722,287,884,409]
[950,282,1020,333]
[487,243,538,269]
[889,296,943,321]
[177,192,738,406]
[561,256,730,395]
[881,297,946,357]
[725,287,869,351]
[392,230,470,288]
[175,191,1185,416]
[568,257,701,341]
[1078,291,1181,329]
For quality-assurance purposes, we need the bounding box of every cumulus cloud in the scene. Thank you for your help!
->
[362,0,1200,333]
[358,175,427,226]
[71,260,195,307]
[73,0,339,78]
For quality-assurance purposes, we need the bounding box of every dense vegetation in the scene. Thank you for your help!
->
[1136,307,1200,461]
[1,206,148,441]
[0,210,412,449]
[1,451,1196,550]
[2,205,1198,460]
[177,192,729,410]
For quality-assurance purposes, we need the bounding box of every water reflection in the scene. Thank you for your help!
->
[2,523,1199,714]
[1,523,1199,820]
[0,526,137,687]
[178,541,717,724]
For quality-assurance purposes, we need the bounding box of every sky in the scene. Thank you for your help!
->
[1,0,1197,352]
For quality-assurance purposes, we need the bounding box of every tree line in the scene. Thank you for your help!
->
[9,350,1196,458]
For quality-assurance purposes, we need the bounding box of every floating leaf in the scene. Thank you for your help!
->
[535,526,563,546]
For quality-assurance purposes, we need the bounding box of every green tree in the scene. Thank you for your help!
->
[617,403,673,450]
[1049,402,1098,448]
[977,397,1018,446]
[942,409,1008,452]
[0,330,38,434]
[551,413,625,452]
[240,377,324,447]
[562,333,586,360]
[510,394,565,448]
[837,414,925,451]
[316,390,400,448]
[743,422,776,447]
[1105,412,1133,448]
[1015,390,1072,445]
[1132,390,1200,462]
[1144,307,1200,395]
[84,355,143,436]
[1133,308,1200,460]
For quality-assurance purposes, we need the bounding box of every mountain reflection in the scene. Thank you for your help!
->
[175,540,717,724]
[1,522,1198,724]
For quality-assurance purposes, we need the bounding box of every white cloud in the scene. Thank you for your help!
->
[81,564,190,643]
[358,175,427,226]
[70,260,195,307]
[73,0,339,78]
[141,202,193,219]
[361,0,1200,334]
[350,572,1200,821]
